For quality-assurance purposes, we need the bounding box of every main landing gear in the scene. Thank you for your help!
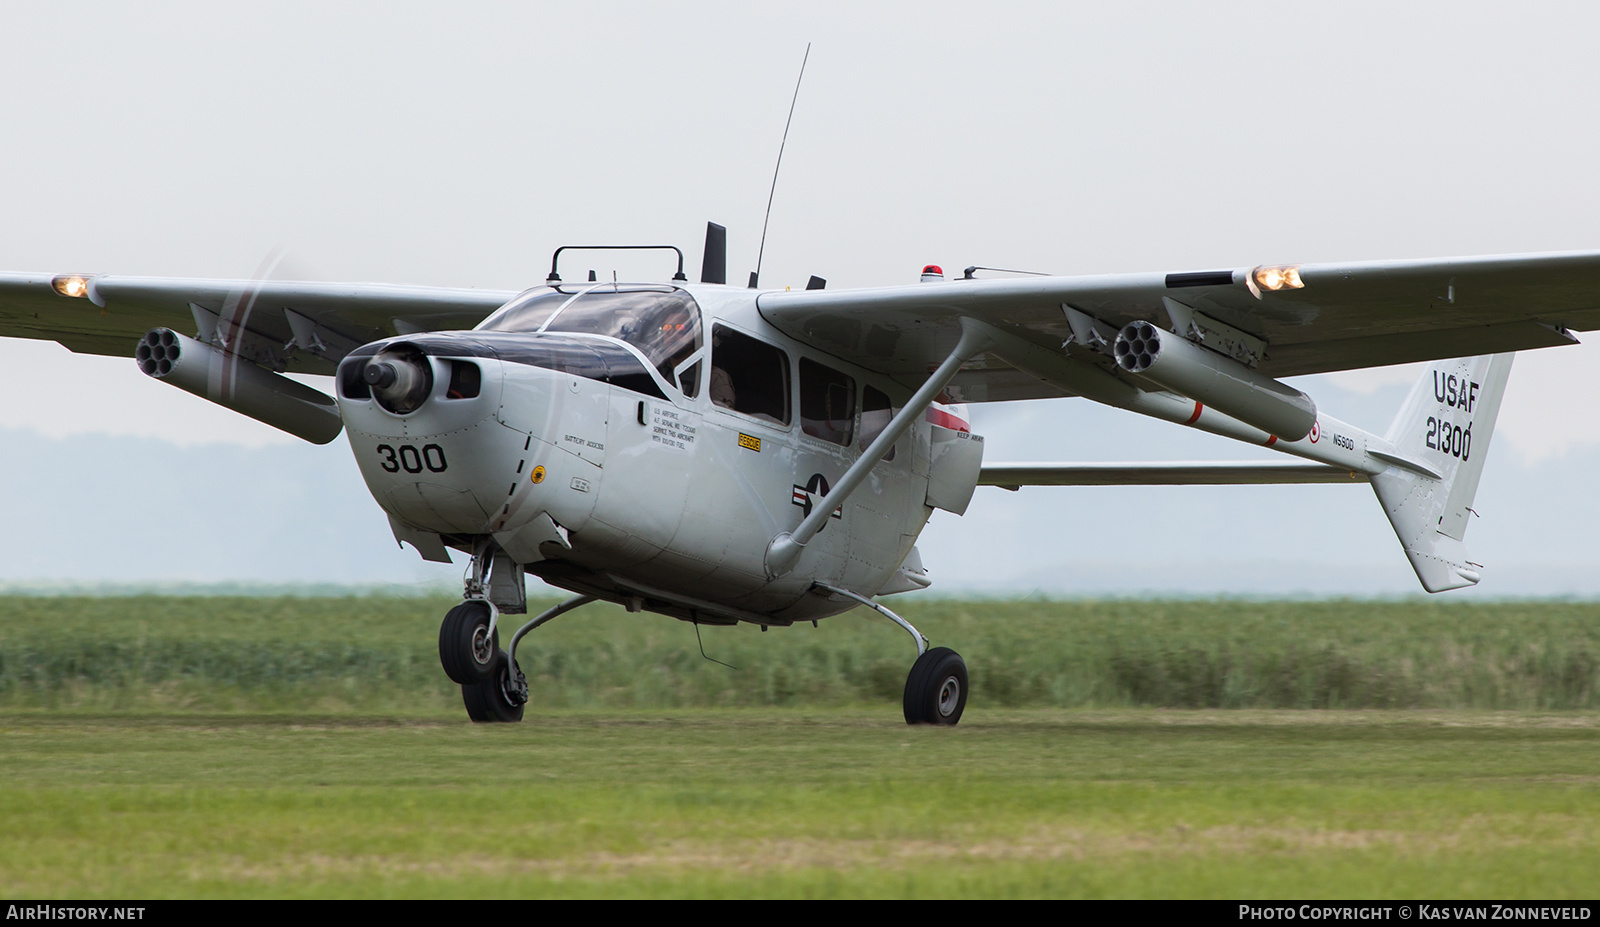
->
[817,584,968,726]
[903,647,968,725]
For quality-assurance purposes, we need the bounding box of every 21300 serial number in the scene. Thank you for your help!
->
[1425,417,1471,461]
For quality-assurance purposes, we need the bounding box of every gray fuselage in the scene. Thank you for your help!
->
[336,283,967,625]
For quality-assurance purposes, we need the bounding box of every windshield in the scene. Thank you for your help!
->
[477,286,702,384]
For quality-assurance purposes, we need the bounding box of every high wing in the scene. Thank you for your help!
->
[0,273,517,374]
[757,250,1600,399]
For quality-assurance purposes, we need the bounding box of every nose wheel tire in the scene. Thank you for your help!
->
[439,600,498,685]
[903,647,968,726]
[462,651,526,723]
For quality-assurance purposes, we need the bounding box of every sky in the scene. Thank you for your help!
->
[3,2,1600,596]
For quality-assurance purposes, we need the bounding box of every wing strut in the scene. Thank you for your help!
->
[764,319,996,578]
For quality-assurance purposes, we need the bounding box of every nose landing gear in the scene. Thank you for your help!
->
[438,600,499,684]
[443,584,599,723]
[441,541,542,722]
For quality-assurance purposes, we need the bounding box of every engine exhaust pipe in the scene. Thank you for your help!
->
[135,329,344,444]
[1113,320,1316,441]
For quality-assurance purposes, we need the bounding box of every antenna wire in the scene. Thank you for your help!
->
[753,42,811,288]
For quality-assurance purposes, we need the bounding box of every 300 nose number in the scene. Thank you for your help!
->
[377,444,448,473]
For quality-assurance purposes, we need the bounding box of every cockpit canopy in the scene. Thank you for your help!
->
[477,285,702,387]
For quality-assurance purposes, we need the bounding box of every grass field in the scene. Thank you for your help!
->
[2,709,1597,898]
[1,596,1597,898]
[2,595,1598,710]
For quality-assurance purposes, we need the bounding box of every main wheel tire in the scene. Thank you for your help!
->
[462,652,526,723]
[903,647,968,726]
[439,600,498,685]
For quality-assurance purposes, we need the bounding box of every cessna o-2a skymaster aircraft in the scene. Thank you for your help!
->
[2,225,1595,725]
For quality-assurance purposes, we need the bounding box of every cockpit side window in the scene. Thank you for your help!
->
[800,358,856,446]
[709,324,790,425]
[677,360,702,398]
[860,385,897,461]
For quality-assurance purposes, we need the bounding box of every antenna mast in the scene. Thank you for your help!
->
[751,42,811,289]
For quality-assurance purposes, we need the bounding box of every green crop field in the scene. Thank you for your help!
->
[1,595,1597,898]
[3,595,1598,711]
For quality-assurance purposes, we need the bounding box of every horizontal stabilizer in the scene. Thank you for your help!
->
[980,460,1368,488]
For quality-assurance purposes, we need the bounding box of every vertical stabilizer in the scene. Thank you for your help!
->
[1370,354,1514,592]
